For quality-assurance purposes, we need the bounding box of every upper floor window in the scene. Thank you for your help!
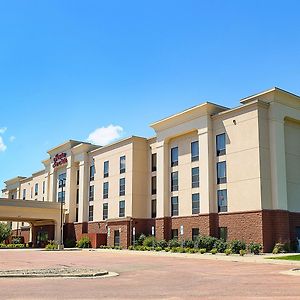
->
[171,196,179,216]
[171,147,178,167]
[191,141,199,162]
[120,156,126,174]
[119,178,125,196]
[171,171,178,192]
[58,173,66,188]
[89,205,94,222]
[191,167,199,188]
[119,200,125,217]
[151,176,157,195]
[58,191,65,203]
[216,133,226,156]
[217,189,228,212]
[103,182,109,199]
[217,161,227,184]
[89,185,94,201]
[151,199,157,218]
[34,183,38,196]
[22,189,26,200]
[104,161,109,178]
[77,169,80,185]
[192,193,200,214]
[90,165,95,181]
[76,188,79,204]
[42,181,45,194]
[152,153,157,172]
[103,203,108,220]
[75,207,79,222]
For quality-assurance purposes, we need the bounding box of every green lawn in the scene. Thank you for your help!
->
[268,254,300,261]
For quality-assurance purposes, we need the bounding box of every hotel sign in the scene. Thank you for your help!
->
[52,152,67,168]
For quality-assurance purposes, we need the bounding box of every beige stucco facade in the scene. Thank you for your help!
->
[2,87,300,251]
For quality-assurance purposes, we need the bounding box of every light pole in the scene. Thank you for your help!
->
[59,178,65,250]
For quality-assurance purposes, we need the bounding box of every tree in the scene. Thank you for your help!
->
[0,223,11,243]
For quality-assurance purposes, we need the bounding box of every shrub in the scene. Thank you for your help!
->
[183,240,194,248]
[128,245,134,250]
[195,236,218,251]
[157,239,168,249]
[11,236,23,244]
[64,238,76,248]
[145,246,151,251]
[248,242,262,255]
[143,236,157,248]
[164,247,170,252]
[45,241,58,250]
[225,248,232,256]
[137,234,146,246]
[272,243,289,254]
[239,249,247,256]
[199,248,206,254]
[214,239,228,253]
[210,248,217,255]
[155,246,162,252]
[189,248,198,254]
[178,247,186,253]
[0,243,25,248]
[76,236,91,248]
[0,223,11,243]
[168,239,181,248]
[230,240,246,254]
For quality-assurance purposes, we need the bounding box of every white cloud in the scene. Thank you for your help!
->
[9,136,16,142]
[87,124,124,146]
[0,127,7,134]
[0,136,7,152]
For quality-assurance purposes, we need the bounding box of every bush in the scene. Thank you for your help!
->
[157,239,168,249]
[143,236,157,248]
[199,248,206,254]
[164,247,170,252]
[168,239,181,248]
[137,234,146,246]
[229,240,246,254]
[64,238,76,248]
[0,223,11,243]
[272,243,289,254]
[214,239,228,253]
[195,236,218,251]
[189,248,198,254]
[11,236,23,244]
[210,248,217,255]
[0,243,25,248]
[183,240,194,248]
[128,245,134,250]
[248,242,262,255]
[225,248,232,256]
[76,236,91,248]
[45,241,58,250]
[155,246,162,252]
[239,249,247,256]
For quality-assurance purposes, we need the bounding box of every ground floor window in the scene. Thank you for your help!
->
[192,228,199,241]
[171,229,178,240]
[219,227,227,241]
[114,230,120,246]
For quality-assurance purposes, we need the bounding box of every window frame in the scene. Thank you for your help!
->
[170,147,178,167]
[152,153,157,172]
[103,182,109,199]
[171,196,179,216]
[103,203,108,220]
[217,189,228,212]
[151,199,157,218]
[88,205,94,222]
[151,176,157,195]
[119,178,125,196]
[216,133,226,156]
[171,171,178,192]
[119,200,125,217]
[89,185,94,202]
[192,193,200,214]
[191,141,199,162]
[104,161,109,178]
[120,156,126,174]
[191,167,199,188]
[217,161,227,184]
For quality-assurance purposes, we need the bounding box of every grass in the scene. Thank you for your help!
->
[268,254,300,261]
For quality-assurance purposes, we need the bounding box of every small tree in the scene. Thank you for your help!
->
[0,223,11,243]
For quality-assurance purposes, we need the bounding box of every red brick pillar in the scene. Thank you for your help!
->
[155,217,171,241]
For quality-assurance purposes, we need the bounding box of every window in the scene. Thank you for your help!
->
[217,161,227,184]
[191,141,199,162]
[171,229,178,240]
[151,199,157,218]
[34,183,38,196]
[171,171,178,191]
[89,205,94,221]
[103,203,108,220]
[114,230,120,246]
[76,189,79,204]
[103,182,109,199]
[192,167,199,188]
[152,153,157,172]
[192,228,199,241]
[90,165,95,181]
[77,169,80,185]
[152,176,157,195]
[30,187,33,199]
[58,191,65,203]
[119,178,125,196]
[58,173,66,187]
[217,189,228,212]
[104,161,109,178]
[119,200,125,217]
[22,189,26,200]
[75,207,79,222]
[120,156,126,174]
[89,185,94,202]
[42,181,45,194]
[171,196,178,216]
[192,193,200,214]
[171,147,178,167]
[219,227,228,241]
[216,133,226,156]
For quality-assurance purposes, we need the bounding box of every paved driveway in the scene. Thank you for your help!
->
[0,249,299,299]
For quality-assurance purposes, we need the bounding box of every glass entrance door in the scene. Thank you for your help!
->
[36,231,48,248]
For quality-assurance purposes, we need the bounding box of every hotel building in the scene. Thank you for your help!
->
[2,87,300,252]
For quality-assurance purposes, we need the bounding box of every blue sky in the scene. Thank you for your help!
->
[0,0,300,188]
